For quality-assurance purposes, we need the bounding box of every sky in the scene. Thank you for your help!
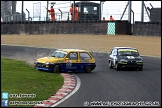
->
[15,1,161,22]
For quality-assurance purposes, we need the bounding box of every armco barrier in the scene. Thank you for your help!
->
[133,21,161,37]
[1,20,131,35]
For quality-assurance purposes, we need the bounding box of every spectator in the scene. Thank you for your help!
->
[48,6,55,21]
[70,3,79,21]
[110,15,114,21]
[103,17,105,21]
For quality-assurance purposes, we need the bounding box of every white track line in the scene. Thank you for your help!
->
[50,74,81,107]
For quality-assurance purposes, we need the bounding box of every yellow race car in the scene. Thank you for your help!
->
[34,49,96,73]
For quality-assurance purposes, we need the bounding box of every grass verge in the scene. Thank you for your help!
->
[1,58,64,107]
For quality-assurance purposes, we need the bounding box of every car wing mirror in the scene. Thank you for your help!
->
[65,58,69,60]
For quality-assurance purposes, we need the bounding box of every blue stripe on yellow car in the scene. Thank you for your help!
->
[35,62,96,72]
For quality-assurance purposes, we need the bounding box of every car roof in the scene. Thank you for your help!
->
[113,47,137,50]
[56,49,87,52]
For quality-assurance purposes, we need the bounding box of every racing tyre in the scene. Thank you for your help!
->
[53,65,60,73]
[139,66,143,71]
[85,66,92,73]
[115,63,120,71]
[109,60,113,69]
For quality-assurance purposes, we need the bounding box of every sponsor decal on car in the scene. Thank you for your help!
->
[127,56,135,59]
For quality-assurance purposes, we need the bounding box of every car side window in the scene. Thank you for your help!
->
[66,52,78,60]
[80,52,92,60]
[113,49,117,55]
[110,49,114,55]
[110,49,113,55]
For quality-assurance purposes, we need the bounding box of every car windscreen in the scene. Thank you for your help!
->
[118,49,139,56]
[50,51,67,58]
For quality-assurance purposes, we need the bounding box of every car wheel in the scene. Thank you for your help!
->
[53,65,60,73]
[109,60,113,69]
[84,66,92,73]
[139,66,143,71]
[115,63,120,71]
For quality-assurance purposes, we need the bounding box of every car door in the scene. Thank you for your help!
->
[64,52,79,71]
[78,52,93,71]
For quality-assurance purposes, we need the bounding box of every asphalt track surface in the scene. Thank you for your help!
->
[1,45,161,107]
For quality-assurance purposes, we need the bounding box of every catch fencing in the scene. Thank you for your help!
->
[1,1,161,36]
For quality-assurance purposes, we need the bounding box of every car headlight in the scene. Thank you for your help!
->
[120,59,127,62]
[45,62,52,64]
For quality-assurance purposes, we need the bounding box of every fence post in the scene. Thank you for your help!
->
[21,1,24,23]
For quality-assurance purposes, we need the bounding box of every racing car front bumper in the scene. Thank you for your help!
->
[118,62,143,68]
[35,66,52,71]
[34,62,53,71]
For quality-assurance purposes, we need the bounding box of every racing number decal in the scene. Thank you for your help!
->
[66,60,72,68]
[65,60,77,69]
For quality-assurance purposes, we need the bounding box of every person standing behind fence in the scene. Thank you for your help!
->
[70,3,78,21]
[48,6,55,21]
[110,15,114,21]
